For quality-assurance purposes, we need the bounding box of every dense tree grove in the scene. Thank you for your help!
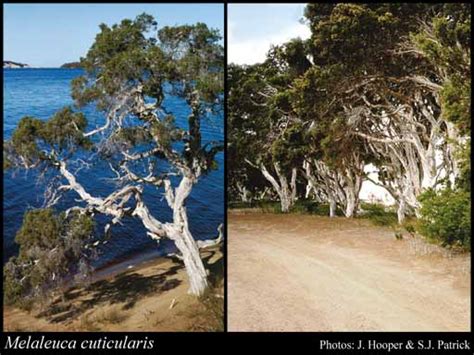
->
[229,4,470,247]
[5,13,224,300]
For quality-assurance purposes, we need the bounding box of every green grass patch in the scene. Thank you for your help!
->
[229,199,344,216]
[358,202,398,227]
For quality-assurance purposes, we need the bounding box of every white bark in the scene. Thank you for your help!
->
[236,182,250,203]
[347,87,455,218]
[397,198,407,224]
[329,197,337,218]
[250,160,297,213]
[303,158,363,218]
[169,175,208,296]
[344,190,356,218]
[58,162,210,296]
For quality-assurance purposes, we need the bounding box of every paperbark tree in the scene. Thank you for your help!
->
[298,3,469,222]
[227,65,270,203]
[5,14,223,296]
[228,42,309,212]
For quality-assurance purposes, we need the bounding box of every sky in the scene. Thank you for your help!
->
[3,4,224,67]
[228,4,310,65]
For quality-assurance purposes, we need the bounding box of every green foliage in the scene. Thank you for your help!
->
[4,209,96,308]
[440,78,470,136]
[304,3,426,72]
[150,115,183,150]
[271,123,306,172]
[15,209,61,250]
[11,116,46,164]
[73,14,222,111]
[112,126,153,148]
[455,142,470,192]
[289,200,343,216]
[359,203,398,227]
[410,4,471,136]
[417,188,471,250]
[70,13,223,175]
[41,107,92,150]
[73,13,164,108]
[228,199,341,216]
[227,64,274,200]
[8,108,92,166]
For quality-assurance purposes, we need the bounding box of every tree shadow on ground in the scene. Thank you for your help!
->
[39,264,182,323]
[37,248,223,325]
[202,246,224,287]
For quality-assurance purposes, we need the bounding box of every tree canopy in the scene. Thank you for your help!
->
[229,3,470,238]
[5,13,224,300]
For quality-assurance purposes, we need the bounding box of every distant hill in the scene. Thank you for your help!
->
[4,61,29,68]
[60,61,82,69]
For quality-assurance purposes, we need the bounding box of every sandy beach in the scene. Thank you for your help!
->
[4,246,223,332]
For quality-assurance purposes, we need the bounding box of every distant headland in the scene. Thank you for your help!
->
[4,61,30,68]
[60,61,82,69]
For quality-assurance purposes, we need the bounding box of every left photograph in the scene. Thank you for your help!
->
[3,4,224,331]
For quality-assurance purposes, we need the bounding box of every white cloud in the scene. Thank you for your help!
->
[228,21,311,65]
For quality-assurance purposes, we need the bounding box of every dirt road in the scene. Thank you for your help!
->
[228,211,470,331]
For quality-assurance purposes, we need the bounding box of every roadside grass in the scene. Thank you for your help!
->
[229,200,443,246]
[229,199,344,216]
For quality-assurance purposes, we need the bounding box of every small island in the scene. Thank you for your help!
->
[4,60,29,68]
[60,61,82,69]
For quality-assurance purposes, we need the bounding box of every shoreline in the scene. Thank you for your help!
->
[91,248,167,282]
[4,244,224,332]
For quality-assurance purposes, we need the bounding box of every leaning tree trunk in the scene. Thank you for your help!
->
[170,175,209,296]
[258,162,296,213]
[58,156,210,296]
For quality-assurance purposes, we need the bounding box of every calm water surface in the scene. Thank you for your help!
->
[3,68,224,268]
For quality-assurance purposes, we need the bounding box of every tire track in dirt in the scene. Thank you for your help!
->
[228,212,470,331]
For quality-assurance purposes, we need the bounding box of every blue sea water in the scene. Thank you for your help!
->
[3,68,224,268]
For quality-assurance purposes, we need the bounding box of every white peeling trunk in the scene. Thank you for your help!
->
[343,168,362,218]
[305,182,313,199]
[280,194,291,213]
[329,197,337,218]
[344,192,356,218]
[419,153,437,190]
[171,176,208,296]
[290,167,297,203]
[276,164,297,213]
[237,183,250,203]
[169,224,208,296]
[397,198,407,224]
[259,162,296,213]
[58,162,209,296]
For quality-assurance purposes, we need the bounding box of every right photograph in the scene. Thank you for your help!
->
[227,3,470,332]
